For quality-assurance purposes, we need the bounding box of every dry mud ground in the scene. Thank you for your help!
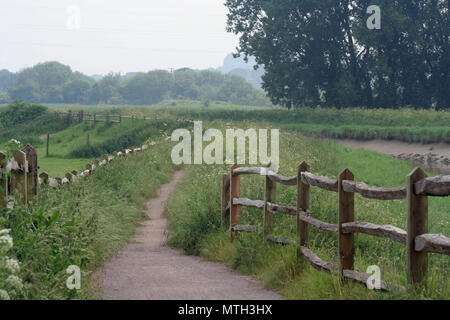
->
[336,139,450,175]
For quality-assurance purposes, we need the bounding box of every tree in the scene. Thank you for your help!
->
[8,79,41,103]
[0,91,10,104]
[63,79,91,104]
[89,73,121,104]
[120,70,172,105]
[226,0,449,109]
[0,70,16,91]
[172,69,200,99]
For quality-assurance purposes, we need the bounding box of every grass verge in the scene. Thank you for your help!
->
[0,138,176,299]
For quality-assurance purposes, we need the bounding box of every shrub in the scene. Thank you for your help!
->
[0,100,47,128]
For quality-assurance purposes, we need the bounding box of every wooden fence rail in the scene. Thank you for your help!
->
[55,110,155,125]
[222,163,450,291]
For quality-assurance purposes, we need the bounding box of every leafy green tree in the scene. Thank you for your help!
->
[0,70,16,91]
[89,73,121,104]
[8,79,41,103]
[172,69,200,99]
[120,70,172,105]
[0,91,10,104]
[63,79,91,104]
[226,0,449,109]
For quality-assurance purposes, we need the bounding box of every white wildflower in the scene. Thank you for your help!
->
[10,139,21,145]
[0,289,10,300]
[0,235,13,252]
[6,275,23,290]
[4,258,20,273]
[0,229,11,236]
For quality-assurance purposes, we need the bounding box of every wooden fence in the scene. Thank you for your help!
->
[221,163,450,291]
[55,110,155,125]
[0,143,151,207]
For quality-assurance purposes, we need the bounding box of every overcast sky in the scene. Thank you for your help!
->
[0,0,239,75]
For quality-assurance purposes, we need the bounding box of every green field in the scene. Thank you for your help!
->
[49,101,450,143]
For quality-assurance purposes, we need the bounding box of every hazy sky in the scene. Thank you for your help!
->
[0,0,240,75]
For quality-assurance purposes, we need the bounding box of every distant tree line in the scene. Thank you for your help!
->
[226,0,449,110]
[0,62,272,107]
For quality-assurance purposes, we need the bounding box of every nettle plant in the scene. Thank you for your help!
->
[0,229,24,300]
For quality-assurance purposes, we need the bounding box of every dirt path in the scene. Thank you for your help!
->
[95,170,282,300]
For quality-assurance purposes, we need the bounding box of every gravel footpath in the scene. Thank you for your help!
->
[95,170,282,300]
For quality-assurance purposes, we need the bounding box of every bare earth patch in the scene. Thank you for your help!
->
[336,139,450,175]
[94,170,282,300]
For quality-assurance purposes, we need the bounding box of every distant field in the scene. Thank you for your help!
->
[149,103,450,144]
[2,100,449,177]
[49,101,450,143]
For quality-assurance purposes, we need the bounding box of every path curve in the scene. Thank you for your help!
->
[95,170,282,300]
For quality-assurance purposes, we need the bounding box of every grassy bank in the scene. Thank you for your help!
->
[7,101,450,147]
[165,125,450,299]
[51,102,450,144]
[3,117,182,177]
[0,138,177,299]
[158,104,450,143]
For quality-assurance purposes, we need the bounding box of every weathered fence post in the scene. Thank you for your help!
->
[22,145,38,199]
[0,152,7,208]
[338,168,355,276]
[230,164,240,242]
[86,134,90,146]
[94,114,97,125]
[10,150,28,205]
[46,133,50,157]
[297,162,310,261]
[221,174,230,228]
[407,167,428,286]
[79,110,84,123]
[264,174,276,239]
